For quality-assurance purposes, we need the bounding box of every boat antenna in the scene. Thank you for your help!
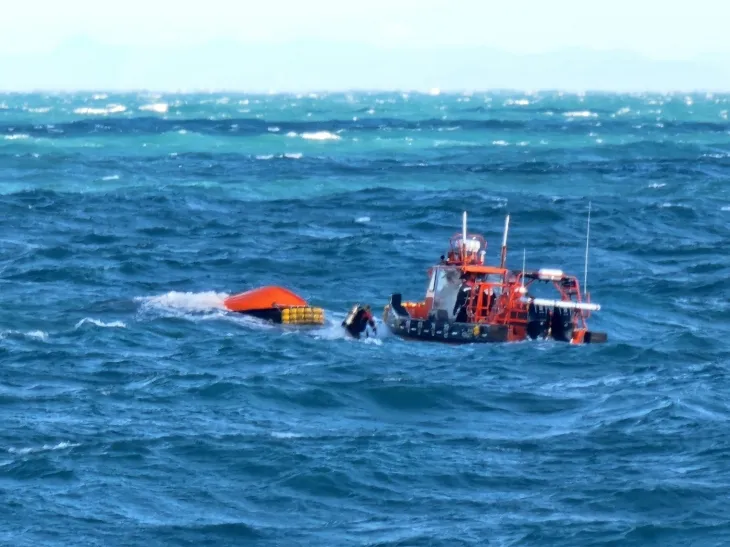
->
[521,248,526,289]
[499,214,510,269]
[583,200,591,296]
[462,211,467,259]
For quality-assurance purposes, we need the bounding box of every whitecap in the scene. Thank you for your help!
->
[138,103,168,113]
[563,111,597,118]
[504,98,530,106]
[135,291,228,313]
[271,432,304,439]
[257,152,302,160]
[301,131,341,141]
[8,441,80,455]
[0,329,48,341]
[74,318,127,329]
[74,104,126,115]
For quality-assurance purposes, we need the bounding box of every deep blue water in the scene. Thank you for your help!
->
[2,91,730,546]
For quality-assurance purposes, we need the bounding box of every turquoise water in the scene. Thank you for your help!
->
[2,91,730,546]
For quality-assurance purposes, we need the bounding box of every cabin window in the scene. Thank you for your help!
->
[434,268,449,292]
[432,267,462,319]
[427,268,437,293]
[486,273,503,295]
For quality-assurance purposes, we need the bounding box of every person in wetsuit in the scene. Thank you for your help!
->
[342,305,377,339]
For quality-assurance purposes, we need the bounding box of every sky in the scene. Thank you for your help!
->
[0,0,729,91]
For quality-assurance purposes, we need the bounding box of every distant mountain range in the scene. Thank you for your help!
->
[1,37,728,92]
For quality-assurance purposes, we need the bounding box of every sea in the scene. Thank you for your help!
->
[1,91,729,546]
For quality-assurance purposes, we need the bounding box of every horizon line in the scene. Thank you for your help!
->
[2,87,730,95]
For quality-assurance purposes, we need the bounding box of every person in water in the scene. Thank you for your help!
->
[343,305,377,339]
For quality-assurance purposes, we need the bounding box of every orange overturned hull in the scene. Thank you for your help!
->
[223,286,325,326]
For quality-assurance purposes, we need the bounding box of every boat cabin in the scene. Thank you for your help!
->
[424,263,509,323]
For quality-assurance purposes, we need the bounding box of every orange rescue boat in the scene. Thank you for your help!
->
[382,210,607,344]
[223,286,325,326]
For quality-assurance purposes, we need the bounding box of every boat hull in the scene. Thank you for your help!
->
[383,293,607,344]
[224,286,325,326]
[384,312,510,343]
[382,294,509,344]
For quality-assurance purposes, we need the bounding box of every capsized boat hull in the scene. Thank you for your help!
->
[223,285,325,326]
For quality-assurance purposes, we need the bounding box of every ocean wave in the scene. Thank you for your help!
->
[139,103,169,114]
[7,115,726,141]
[73,104,127,115]
[74,318,127,329]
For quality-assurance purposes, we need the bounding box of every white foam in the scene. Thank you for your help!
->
[3,134,29,140]
[564,111,597,118]
[26,107,51,113]
[0,329,48,341]
[101,174,120,181]
[135,291,229,313]
[504,98,530,106]
[139,103,168,113]
[256,153,303,160]
[74,104,126,115]
[492,140,508,146]
[648,183,666,189]
[355,216,370,223]
[300,131,341,141]
[8,441,80,455]
[267,126,280,133]
[271,432,304,439]
[75,318,127,329]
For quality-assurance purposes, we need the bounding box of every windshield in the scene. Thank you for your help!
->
[431,267,462,320]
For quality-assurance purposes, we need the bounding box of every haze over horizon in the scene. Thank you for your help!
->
[1,0,729,92]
